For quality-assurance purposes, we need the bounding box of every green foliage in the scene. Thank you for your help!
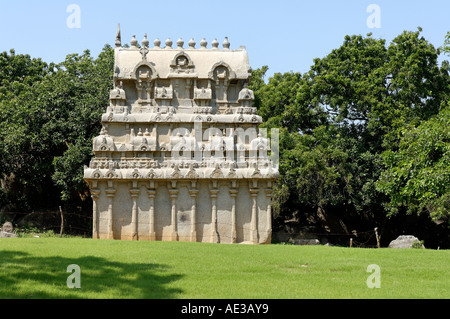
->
[48,45,114,202]
[52,141,93,201]
[375,29,448,148]
[254,29,449,227]
[441,31,450,56]
[0,51,52,210]
[0,45,114,211]
[376,104,450,221]
[411,240,425,249]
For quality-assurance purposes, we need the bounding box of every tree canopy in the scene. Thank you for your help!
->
[250,28,449,240]
[0,45,114,211]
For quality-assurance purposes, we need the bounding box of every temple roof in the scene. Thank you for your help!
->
[113,36,252,81]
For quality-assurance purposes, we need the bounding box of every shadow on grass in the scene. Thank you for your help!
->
[0,250,183,299]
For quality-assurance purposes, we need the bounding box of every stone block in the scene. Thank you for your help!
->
[388,235,425,249]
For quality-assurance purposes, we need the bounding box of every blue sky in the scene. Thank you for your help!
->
[0,0,449,78]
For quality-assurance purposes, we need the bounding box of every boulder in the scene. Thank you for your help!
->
[0,231,17,238]
[0,221,18,238]
[388,235,424,249]
[2,221,13,233]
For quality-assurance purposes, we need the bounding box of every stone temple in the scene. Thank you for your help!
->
[83,25,279,244]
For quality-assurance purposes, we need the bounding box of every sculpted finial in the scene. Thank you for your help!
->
[165,38,173,49]
[223,37,230,49]
[115,23,121,47]
[211,38,219,49]
[142,33,149,48]
[188,38,196,49]
[200,38,207,49]
[130,35,138,48]
[177,38,184,49]
[140,36,149,60]
[154,38,161,48]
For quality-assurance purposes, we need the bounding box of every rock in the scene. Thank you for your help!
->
[0,222,17,237]
[2,221,13,233]
[388,235,424,249]
[0,231,18,238]
[289,238,320,245]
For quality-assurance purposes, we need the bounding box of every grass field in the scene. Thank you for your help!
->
[0,237,448,299]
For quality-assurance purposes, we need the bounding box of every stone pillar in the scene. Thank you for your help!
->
[91,189,100,239]
[229,184,238,243]
[168,186,179,241]
[136,82,143,102]
[146,82,152,101]
[185,79,191,99]
[223,83,229,102]
[249,186,259,244]
[189,186,199,242]
[105,187,116,240]
[265,185,273,243]
[147,188,156,241]
[209,184,220,243]
[130,188,140,240]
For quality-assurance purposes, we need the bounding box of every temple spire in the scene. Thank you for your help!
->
[115,23,121,47]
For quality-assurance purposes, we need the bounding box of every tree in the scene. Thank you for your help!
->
[260,34,391,227]
[441,31,450,56]
[254,29,449,234]
[377,103,449,222]
[0,45,114,212]
[372,28,448,149]
[50,45,114,202]
[0,50,52,210]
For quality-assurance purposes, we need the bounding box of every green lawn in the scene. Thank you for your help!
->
[0,238,448,299]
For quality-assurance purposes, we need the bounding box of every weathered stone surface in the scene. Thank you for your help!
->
[2,222,13,233]
[83,26,279,244]
[0,222,17,237]
[289,239,320,245]
[388,235,424,248]
[0,231,18,238]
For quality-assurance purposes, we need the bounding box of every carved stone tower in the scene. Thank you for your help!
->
[84,26,279,244]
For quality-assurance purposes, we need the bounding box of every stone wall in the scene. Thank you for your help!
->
[92,180,272,244]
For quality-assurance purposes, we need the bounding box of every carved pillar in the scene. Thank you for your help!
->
[130,188,140,240]
[185,79,191,99]
[136,82,143,102]
[168,183,179,241]
[147,187,156,241]
[223,83,229,102]
[105,187,116,240]
[209,182,220,243]
[229,181,238,243]
[249,183,259,244]
[189,184,199,242]
[90,189,100,239]
[146,82,152,102]
[265,183,273,242]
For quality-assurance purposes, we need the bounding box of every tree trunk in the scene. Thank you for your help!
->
[59,206,64,238]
